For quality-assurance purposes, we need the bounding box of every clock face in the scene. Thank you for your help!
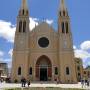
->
[38,37,49,48]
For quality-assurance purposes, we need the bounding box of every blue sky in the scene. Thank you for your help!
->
[0,0,90,68]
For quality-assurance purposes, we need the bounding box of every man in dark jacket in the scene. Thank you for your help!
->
[21,77,26,87]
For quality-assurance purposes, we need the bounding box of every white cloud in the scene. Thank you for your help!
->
[0,51,4,57]
[8,49,13,57]
[29,17,39,30]
[74,48,90,67]
[74,49,90,59]
[80,41,90,50]
[74,41,90,67]
[45,19,53,25]
[74,41,90,59]
[73,45,77,50]
[0,18,38,43]
[0,20,16,43]
[29,18,53,30]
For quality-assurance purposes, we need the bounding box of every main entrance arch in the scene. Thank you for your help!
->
[36,55,52,81]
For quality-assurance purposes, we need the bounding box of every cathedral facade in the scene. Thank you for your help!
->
[11,0,77,83]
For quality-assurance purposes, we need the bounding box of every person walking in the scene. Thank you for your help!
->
[84,79,88,88]
[27,80,30,87]
[81,79,84,88]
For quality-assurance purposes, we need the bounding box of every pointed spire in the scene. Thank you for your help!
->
[19,0,29,16]
[60,0,67,11]
[58,0,68,17]
[21,0,28,10]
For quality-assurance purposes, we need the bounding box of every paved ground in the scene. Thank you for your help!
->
[0,82,90,90]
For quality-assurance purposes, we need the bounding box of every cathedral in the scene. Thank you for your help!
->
[11,0,77,83]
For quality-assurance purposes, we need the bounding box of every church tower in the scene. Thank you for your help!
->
[58,0,77,83]
[11,0,30,81]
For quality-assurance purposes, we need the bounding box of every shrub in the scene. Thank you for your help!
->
[14,79,18,83]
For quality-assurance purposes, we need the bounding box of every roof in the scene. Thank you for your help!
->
[0,60,7,64]
[31,22,57,34]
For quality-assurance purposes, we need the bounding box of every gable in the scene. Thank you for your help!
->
[30,22,57,35]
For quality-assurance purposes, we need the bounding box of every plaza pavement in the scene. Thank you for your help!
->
[0,82,90,90]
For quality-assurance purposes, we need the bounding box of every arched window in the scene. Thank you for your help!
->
[29,67,32,75]
[60,12,61,16]
[19,21,22,32]
[63,11,65,16]
[77,66,80,71]
[62,22,65,33]
[66,67,70,75]
[55,67,58,75]
[78,73,81,76]
[65,22,69,33]
[22,9,24,15]
[18,67,21,75]
[26,10,29,15]
[23,21,26,32]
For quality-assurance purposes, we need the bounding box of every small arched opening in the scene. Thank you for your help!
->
[18,67,21,75]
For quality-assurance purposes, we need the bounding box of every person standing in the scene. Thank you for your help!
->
[21,77,24,87]
[87,78,90,87]
[87,80,89,87]
[88,78,90,86]
[21,77,26,87]
[23,78,26,87]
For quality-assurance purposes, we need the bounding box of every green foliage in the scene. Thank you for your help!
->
[5,88,21,90]
[14,79,18,83]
